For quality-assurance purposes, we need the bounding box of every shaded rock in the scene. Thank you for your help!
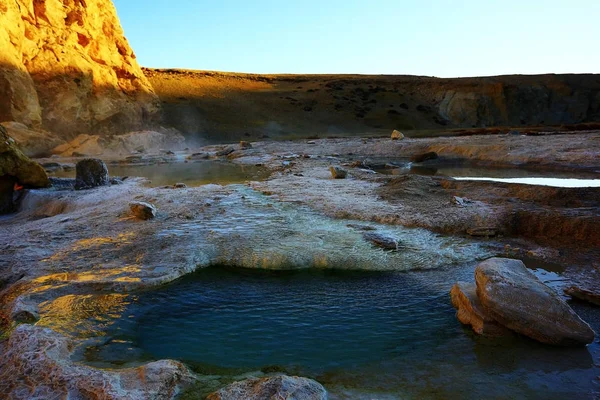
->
[1,124,49,213]
[475,258,595,346]
[362,232,399,250]
[564,286,600,306]
[74,159,110,190]
[240,141,253,149]
[467,226,498,237]
[410,151,438,163]
[174,183,188,189]
[450,282,510,337]
[0,124,49,188]
[2,122,62,157]
[130,201,157,220]
[206,375,327,400]
[187,152,210,160]
[391,130,405,140]
[110,178,124,185]
[329,166,347,179]
[217,146,235,156]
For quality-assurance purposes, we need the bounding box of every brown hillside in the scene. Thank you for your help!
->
[144,68,600,142]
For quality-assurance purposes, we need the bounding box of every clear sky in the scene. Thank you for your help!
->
[113,0,600,77]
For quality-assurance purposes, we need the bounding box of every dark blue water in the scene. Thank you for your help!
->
[96,265,600,399]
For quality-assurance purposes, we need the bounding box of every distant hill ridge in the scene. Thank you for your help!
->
[144,68,600,141]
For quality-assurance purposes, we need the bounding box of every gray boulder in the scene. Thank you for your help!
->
[475,257,595,346]
[75,158,109,190]
[206,375,327,400]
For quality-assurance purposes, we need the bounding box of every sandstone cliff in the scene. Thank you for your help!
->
[0,0,159,136]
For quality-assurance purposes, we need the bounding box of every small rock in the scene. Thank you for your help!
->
[362,232,399,250]
[410,151,438,163]
[475,257,595,346]
[467,227,498,237]
[564,286,600,306]
[110,177,123,185]
[349,160,363,168]
[217,146,235,156]
[206,375,327,400]
[453,196,475,207]
[174,183,187,188]
[187,152,210,160]
[391,130,405,140]
[74,158,109,190]
[329,166,347,179]
[509,130,521,136]
[307,140,316,144]
[450,282,510,337]
[240,141,252,149]
[129,201,157,220]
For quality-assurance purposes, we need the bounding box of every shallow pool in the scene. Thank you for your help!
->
[83,264,600,400]
[50,161,270,187]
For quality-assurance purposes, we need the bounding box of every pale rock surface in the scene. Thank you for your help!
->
[206,375,328,400]
[0,325,196,400]
[475,257,595,346]
[0,0,159,135]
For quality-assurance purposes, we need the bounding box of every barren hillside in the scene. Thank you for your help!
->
[145,68,600,142]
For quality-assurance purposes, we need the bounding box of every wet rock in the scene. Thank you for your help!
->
[329,166,348,179]
[467,227,498,237]
[0,325,196,400]
[10,298,40,323]
[564,286,600,306]
[206,375,327,400]
[391,130,405,140]
[475,257,595,346]
[130,201,157,220]
[240,141,253,149]
[450,282,510,337]
[74,159,110,190]
[110,178,124,185]
[410,151,438,163]
[217,146,235,156]
[362,232,399,250]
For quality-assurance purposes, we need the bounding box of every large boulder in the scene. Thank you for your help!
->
[74,158,109,190]
[206,375,327,400]
[450,282,510,337]
[475,258,595,346]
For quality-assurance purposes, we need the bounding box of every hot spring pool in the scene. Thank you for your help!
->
[77,264,600,400]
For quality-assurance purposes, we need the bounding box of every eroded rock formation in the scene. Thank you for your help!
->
[0,0,159,135]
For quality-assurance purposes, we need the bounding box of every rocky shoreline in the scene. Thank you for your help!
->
[1,130,599,399]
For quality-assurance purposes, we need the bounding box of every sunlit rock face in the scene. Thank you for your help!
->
[0,0,159,135]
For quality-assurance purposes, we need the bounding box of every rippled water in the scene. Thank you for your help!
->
[83,264,600,400]
[50,161,270,187]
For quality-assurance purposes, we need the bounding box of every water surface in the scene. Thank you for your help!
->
[50,161,270,187]
[87,264,600,400]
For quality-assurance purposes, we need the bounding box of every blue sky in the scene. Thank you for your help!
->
[113,0,600,77]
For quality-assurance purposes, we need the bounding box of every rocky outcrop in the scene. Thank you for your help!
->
[0,0,159,135]
[475,258,595,346]
[1,123,49,213]
[206,375,327,400]
[1,121,61,157]
[0,325,196,399]
[0,124,49,187]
